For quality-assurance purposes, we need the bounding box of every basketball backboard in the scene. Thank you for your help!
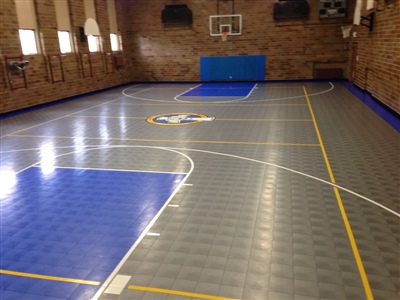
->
[209,14,242,37]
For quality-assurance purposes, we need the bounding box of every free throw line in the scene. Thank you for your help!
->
[128,285,236,300]
[0,269,100,286]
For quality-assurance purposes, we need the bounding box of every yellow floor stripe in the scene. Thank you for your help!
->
[0,97,127,139]
[11,134,319,147]
[128,285,236,300]
[214,118,312,122]
[112,102,307,107]
[0,84,146,139]
[303,86,374,300]
[66,115,312,122]
[0,269,100,286]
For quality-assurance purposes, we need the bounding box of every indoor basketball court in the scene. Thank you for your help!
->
[1,81,399,300]
[0,0,399,300]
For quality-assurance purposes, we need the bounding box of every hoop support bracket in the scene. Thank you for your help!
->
[360,12,375,31]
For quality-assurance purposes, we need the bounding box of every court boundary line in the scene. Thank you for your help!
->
[30,165,187,175]
[1,145,194,298]
[121,82,335,103]
[106,103,309,106]
[65,115,313,122]
[166,147,400,218]
[2,144,397,299]
[173,83,202,99]
[0,84,146,139]
[8,134,320,147]
[174,82,258,103]
[90,146,194,299]
[3,144,399,218]
[303,86,374,300]
[2,144,398,217]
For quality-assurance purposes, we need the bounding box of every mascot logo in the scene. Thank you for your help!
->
[147,113,215,126]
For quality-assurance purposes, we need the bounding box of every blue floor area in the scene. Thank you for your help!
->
[181,82,256,97]
[0,167,186,299]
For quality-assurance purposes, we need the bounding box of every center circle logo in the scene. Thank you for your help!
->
[147,113,215,126]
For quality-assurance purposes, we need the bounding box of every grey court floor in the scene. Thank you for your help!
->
[1,81,399,300]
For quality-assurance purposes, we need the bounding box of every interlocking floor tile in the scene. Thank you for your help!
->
[2,82,398,300]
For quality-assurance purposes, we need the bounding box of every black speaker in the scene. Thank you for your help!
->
[273,0,310,20]
[162,4,193,24]
[79,27,87,43]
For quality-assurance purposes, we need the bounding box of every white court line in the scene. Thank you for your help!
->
[121,86,154,99]
[3,143,399,300]
[174,83,258,103]
[2,145,189,177]
[2,144,195,299]
[5,144,399,218]
[122,82,335,104]
[91,146,194,299]
[238,82,335,103]
[1,145,195,299]
[104,275,131,295]
[170,147,400,218]
[31,165,186,175]
[122,84,202,103]
[173,83,202,99]
[146,232,161,236]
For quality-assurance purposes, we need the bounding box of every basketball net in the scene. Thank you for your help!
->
[341,25,354,39]
[221,31,229,42]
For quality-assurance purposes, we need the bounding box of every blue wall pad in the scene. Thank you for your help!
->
[0,167,186,299]
[181,82,256,97]
[200,55,266,81]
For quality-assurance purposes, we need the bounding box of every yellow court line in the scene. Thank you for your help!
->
[0,269,100,286]
[0,84,146,139]
[128,285,236,300]
[111,102,308,107]
[0,97,124,139]
[11,134,320,147]
[303,86,374,300]
[66,115,312,122]
[214,118,312,122]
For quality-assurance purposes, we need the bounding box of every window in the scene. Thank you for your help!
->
[58,31,72,53]
[110,33,121,51]
[84,0,101,52]
[108,0,123,51]
[14,0,39,54]
[19,29,38,55]
[88,35,100,52]
[54,0,73,53]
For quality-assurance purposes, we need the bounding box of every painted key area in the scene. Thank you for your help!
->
[0,167,186,299]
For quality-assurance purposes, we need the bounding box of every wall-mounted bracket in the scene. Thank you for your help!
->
[217,0,235,15]
[7,60,29,72]
[5,55,28,90]
[360,12,375,31]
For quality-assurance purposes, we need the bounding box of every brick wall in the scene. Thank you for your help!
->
[126,0,351,82]
[0,0,133,114]
[0,0,398,114]
[347,0,399,113]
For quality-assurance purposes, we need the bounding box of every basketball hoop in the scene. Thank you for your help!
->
[221,31,229,42]
[341,25,354,39]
